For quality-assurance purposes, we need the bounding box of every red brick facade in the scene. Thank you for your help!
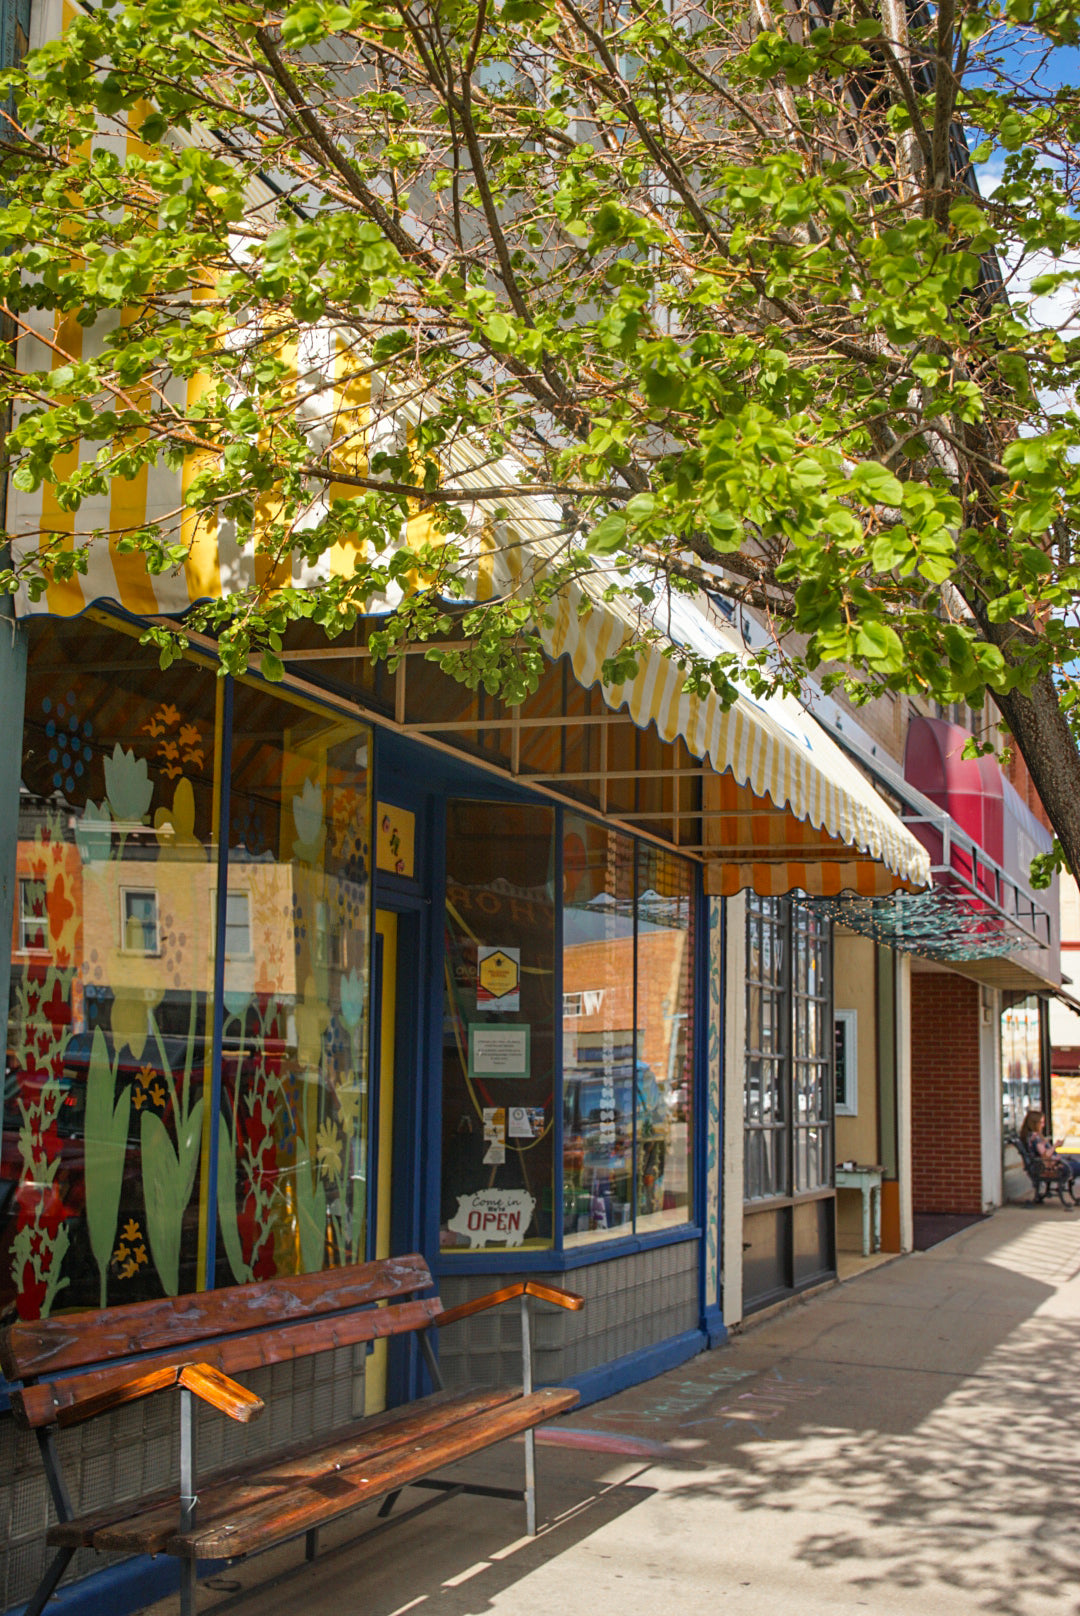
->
[911,972,984,1214]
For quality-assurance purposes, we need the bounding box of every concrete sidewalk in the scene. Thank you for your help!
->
[148,1207,1080,1616]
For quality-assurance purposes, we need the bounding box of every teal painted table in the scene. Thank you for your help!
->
[835,1164,883,1257]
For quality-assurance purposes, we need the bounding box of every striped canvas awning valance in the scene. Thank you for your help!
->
[9,320,930,897]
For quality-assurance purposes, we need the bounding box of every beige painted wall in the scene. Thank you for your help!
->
[833,931,879,1250]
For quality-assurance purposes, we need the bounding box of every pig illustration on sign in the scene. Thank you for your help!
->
[448,1189,536,1249]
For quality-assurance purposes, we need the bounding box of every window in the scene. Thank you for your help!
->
[834,1009,858,1116]
[744,895,833,1203]
[562,816,695,1245]
[3,616,373,1323]
[438,804,697,1256]
[223,891,251,958]
[121,889,159,954]
[441,801,556,1252]
[17,876,47,952]
[745,895,787,1201]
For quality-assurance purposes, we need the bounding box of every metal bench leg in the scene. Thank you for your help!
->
[26,1426,76,1616]
[180,1559,198,1616]
[521,1292,537,1536]
[179,1386,198,1616]
[24,1548,75,1616]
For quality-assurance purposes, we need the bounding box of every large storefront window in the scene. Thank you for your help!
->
[441,801,557,1252]
[217,686,371,1284]
[744,895,833,1203]
[2,620,372,1321]
[636,844,694,1232]
[441,805,698,1255]
[563,818,636,1242]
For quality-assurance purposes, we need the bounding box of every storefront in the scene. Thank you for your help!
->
[0,569,930,1613]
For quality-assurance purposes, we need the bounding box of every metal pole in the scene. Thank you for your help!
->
[179,1386,198,1616]
[521,1292,536,1536]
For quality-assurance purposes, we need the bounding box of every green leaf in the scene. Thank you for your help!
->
[585,513,628,554]
[216,1112,252,1283]
[83,1027,129,1308]
[850,463,904,506]
[140,1110,184,1297]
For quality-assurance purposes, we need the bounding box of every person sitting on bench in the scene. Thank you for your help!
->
[1020,1109,1080,1183]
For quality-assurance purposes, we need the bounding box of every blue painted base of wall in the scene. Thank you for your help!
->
[702,1303,728,1349]
[552,1327,707,1409]
[4,1555,228,1616]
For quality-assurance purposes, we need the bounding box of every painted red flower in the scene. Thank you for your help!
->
[16,1264,48,1321]
[47,876,74,942]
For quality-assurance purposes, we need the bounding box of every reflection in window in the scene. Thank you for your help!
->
[217,690,372,1284]
[636,845,695,1232]
[562,818,696,1244]
[223,891,251,958]
[563,818,635,1242]
[122,889,159,954]
[17,876,47,953]
[2,620,373,1323]
[4,620,220,1319]
[441,801,555,1252]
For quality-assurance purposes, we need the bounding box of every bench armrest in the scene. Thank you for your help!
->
[179,1363,265,1423]
[435,1280,584,1330]
[48,1362,265,1428]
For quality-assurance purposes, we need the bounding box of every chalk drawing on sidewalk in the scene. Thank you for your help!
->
[713,1371,827,1438]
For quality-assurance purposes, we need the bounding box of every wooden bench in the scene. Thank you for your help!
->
[0,1253,583,1616]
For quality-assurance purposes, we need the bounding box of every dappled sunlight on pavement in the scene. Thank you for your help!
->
[144,1207,1080,1616]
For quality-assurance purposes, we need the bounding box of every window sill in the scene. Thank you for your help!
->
[435,1223,701,1275]
[743,1187,836,1212]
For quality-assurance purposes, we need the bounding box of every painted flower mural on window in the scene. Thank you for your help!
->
[4,629,373,1321]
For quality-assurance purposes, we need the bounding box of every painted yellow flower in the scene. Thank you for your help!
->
[132,1086,146,1111]
[337,1082,362,1132]
[316,1120,344,1179]
[121,1218,141,1242]
[148,1081,166,1109]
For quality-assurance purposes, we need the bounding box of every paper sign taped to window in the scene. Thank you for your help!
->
[469,1024,530,1079]
[477,946,520,1012]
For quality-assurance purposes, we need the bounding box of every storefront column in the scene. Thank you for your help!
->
[897,953,913,1251]
[0,611,26,1020]
[721,891,746,1328]
[980,986,1003,1209]
[702,895,725,1344]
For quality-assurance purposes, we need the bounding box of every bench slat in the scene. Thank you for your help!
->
[169,1387,580,1560]
[14,1296,443,1429]
[0,1254,434,1381]
[65,1386,524,1555]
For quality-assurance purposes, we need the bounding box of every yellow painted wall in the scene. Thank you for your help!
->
[833,932,879,1251]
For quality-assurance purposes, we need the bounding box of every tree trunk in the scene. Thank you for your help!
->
[988,669,1080,886]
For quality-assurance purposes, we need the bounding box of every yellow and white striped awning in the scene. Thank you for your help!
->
[9,261,929,899]
[10,465,930,900]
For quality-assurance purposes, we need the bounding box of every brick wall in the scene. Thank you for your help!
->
[911,973,984,1214]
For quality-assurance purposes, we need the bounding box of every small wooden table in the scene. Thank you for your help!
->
[835,1164,883,1257]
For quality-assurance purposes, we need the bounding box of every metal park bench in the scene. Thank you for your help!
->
[1008,1133,1079,1209]
[0,1254,583,1616]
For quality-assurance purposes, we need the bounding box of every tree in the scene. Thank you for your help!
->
[2,0,1080,873]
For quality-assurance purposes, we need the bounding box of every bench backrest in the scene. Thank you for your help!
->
[0,1253,439,1430]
